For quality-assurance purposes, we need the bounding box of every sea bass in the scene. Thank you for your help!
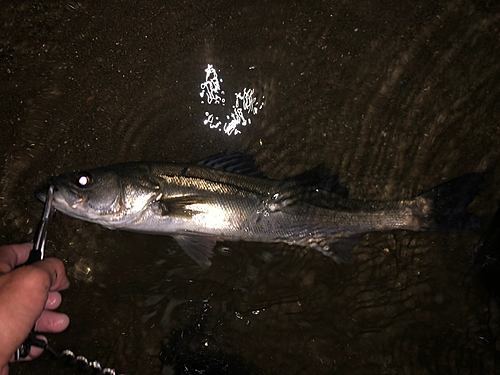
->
[38,153,483,268]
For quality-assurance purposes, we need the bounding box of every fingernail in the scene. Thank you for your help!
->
[58,314,70,330]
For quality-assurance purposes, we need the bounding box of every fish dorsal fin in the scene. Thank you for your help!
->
[197,153,264,177]
[267,166,349,212]
[173,234,218,269]
[283,165,348,198]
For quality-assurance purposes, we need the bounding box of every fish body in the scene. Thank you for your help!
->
[39,153,483,268]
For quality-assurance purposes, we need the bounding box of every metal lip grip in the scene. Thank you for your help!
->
[14,185,55,361]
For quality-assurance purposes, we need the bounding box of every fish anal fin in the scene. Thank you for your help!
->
[173,234,218,269]
[317,235,360,264]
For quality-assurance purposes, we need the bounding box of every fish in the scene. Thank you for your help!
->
[37,153,483,268]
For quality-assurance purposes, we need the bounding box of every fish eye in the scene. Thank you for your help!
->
[76,173,93,188]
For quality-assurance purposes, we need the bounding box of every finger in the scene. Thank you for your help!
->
[8,335,46,363]
[0,264,68,364]
[45,291,62,310]
[0,243,33,274]
[34,310,70,333]
[31,257,70,292]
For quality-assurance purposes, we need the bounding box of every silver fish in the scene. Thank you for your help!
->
[38,153,483,268]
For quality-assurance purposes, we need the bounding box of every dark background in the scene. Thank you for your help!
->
[1,0,499,374]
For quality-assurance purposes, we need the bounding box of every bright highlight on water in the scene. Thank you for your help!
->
[199,64,265,136]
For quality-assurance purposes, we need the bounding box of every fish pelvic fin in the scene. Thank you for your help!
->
[417,173,484,232]
[173,234,218,269]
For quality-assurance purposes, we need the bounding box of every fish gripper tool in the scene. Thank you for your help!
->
[15,184,55,360]
[14,185,125,374]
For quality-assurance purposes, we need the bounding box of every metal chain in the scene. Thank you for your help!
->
[47,346,124,375]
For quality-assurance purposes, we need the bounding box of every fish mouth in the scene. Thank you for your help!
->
[36,183,83,208]
[35,186,48,202]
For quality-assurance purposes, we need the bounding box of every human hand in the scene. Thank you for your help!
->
[0,243,70,375]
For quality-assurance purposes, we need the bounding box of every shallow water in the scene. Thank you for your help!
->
[1,0,500,374]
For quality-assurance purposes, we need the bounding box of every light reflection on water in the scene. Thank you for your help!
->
[200,64,265,136]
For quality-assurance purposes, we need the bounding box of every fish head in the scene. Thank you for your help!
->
[37,166,160,227]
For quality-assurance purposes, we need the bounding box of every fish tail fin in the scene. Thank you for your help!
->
[417,173,483,232]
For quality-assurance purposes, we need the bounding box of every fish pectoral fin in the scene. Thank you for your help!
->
[317,235,360,264]
[154,195,210,218]
[173,234,218,269]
